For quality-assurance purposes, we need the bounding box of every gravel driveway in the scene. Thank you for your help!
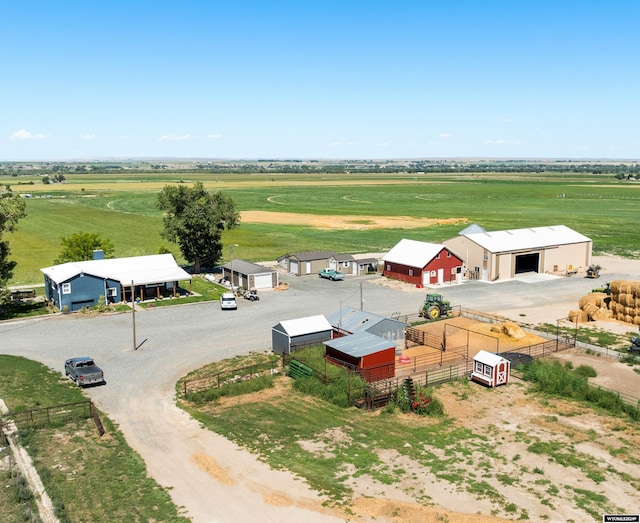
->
[1,255,638,522]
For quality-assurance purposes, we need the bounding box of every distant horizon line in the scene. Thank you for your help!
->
[2,156,639,163]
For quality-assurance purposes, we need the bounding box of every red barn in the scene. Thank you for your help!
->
[324,332,396,382]
[381,239,464,286]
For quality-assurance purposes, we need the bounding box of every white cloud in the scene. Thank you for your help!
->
[159,133,193,141]
[375,140,392,147]
[119,135,131,140]
[10,129,49,140]
[329,141,357,147]
[439,133,453,139]
[484,139,520,145]
[207,134,222,139]
[79,133,96,141]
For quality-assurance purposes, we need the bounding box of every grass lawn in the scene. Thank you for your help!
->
[0,355,189,523]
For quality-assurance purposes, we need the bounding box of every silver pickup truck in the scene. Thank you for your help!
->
[64,357,105,387]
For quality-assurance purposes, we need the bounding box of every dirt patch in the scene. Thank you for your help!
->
[241,211,467,230]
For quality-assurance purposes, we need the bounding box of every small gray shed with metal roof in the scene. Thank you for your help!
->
[271,315,333,355]
[221,259,279,290]
[326,306,407,341]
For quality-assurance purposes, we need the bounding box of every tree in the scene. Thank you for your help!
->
[0,194,27,301]
[157,182,239,273]
[54,232,115,264]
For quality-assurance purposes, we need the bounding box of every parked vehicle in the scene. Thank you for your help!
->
[64,357,105,387]
[244,289,259,301]
[318,269,345,281]
[628,337,640,355]
[419,293,453,320]
[220,292,237,310]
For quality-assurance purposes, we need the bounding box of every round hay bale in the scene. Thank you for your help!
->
[612,303,625,315]
[490,324,502,333]
[609,280,626,294]
[579,293,607,309]
[502,321,526,339]
[633,315,640,325]
[630,282,640,297]
[568,310,588,323]
[616,293,634,307]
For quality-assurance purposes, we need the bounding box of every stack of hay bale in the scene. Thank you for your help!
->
[609,280,640,325]
[570,280,640,325]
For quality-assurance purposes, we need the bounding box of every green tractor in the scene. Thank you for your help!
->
[419,293,453,320]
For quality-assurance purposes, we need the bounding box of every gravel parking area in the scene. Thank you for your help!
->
[1,254,638,522]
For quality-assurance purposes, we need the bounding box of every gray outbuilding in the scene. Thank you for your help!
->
[271,315,333,355]
[221,259,279,290]
[326,306,407,342]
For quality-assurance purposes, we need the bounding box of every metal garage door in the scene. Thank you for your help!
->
[290,260,298,274]
[253,273,273,289]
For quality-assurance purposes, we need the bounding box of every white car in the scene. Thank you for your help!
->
[220,292,237,310]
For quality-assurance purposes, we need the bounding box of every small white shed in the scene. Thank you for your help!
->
[471,350,510,387]
[271,315,333,355]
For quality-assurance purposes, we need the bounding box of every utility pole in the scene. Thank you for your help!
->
[131,280,137,350]
[230,243,239,291]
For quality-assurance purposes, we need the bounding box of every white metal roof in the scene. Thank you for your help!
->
[276,315,332,337]
[381,239,446,268]
[41,253,191,285]
[473,350,508,367]
[460,225,590,253]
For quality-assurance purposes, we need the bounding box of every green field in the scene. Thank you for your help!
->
[5,171,640,285]
[0,355,188,522]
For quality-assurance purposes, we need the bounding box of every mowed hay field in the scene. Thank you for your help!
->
[6,171,640,284]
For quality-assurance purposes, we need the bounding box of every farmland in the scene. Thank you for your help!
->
[4,169,640,285]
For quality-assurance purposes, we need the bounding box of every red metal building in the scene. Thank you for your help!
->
[382,238,464,286]
[324,332,396,382]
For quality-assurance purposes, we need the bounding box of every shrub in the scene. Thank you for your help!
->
[574,364,597,378]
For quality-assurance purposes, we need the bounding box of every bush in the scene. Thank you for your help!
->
[574,364,597,378]
[186,375,274,404]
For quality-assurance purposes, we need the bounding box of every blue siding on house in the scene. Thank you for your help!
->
[44,274,122,312]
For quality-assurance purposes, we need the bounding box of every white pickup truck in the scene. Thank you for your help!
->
[65,357,105,387]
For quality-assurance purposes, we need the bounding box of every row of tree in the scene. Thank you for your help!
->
[2,160,639,176]
[0,182,239,303]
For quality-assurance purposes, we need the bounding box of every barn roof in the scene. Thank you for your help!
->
[41,253,191,286]
[326,306,406,334]
[331,253,355,262]
[274,315,332,337]
[221,259,275,275]
[460,225,590,253]
[381,239,449,268]
[474,350,509,367]
[324,332,394,358]
[287,250,337,262]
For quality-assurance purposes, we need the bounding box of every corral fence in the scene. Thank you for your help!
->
[0,400,104,444]
[181,359,282,397]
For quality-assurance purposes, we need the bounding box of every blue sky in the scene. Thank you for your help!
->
[2,1,639,161]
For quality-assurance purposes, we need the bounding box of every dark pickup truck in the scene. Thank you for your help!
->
[64,357,105,387]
